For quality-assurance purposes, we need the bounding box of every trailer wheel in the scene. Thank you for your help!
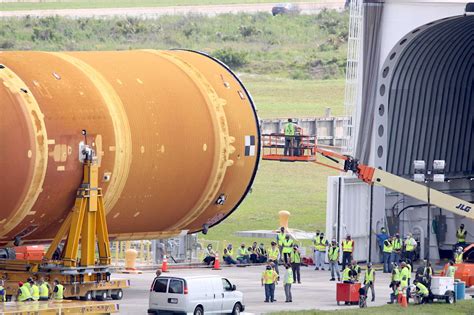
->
[445,291,455,304]
[111,289,123,300]
[95,290,108,301]
[81,291,92,301]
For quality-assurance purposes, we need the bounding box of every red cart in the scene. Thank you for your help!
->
[336,282,361,305]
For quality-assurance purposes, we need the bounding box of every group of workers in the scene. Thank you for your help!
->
[0,277,63,302]
[376,228,417,273]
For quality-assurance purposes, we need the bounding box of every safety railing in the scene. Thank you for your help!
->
[262,133,317,161]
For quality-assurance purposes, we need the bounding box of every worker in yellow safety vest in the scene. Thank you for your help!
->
[17,282,33,302]
[390,233,402,271]
[387,263,400,304]
[53,279,64,300]
[0,280,6,302]
[281,234,294,265]
[290,245,302,284]
[341,234,354,271]
[283,118,296,156]
[403,233,416,268]
[342,262,354,284]
[283,264,294,302]
[313,231,328,271]
[446,261,456,278]
[456,224,467,247]
[454,247,463,264]
[261,265,278,303]
[236,243,250,264]
[268,241,280,275]
[277,227,286,258]
[351,260,362,282]
[400,261,411,303]
[328,239,341,281]
[38,278,50,301]
[383,237,393,273]
[413,279,429,304]
[29,279,39,301]
[363,263,376,302]
[223,244,237,265]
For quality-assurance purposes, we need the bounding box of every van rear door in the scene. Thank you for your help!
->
[149,277,169,310]
[167,278,187,311]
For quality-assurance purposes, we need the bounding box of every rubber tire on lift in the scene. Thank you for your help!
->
[194,306,204,315]
[95,291,108,301]
[81,291,92,301]
[111,289,123,300]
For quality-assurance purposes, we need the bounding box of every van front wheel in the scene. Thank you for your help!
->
[194,306,204,315]
[232,303,242,315]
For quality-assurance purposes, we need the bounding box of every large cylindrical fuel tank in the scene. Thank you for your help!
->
[0,50,260,245]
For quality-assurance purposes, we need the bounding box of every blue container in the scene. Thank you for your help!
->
[454,281,465,300]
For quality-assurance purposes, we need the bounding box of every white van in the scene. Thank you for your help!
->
[148,275,245,315]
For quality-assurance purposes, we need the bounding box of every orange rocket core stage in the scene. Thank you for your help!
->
[0,50,260,245]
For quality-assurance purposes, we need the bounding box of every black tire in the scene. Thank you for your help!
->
[111,289,123,300]
[95,291,107,301]
[445,291,455,304]
[194,306,204,315]
[232,303,242,315]
[81,291,92,301]
[337,301,340,306]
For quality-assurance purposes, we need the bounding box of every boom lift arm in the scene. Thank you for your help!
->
[313,147,474,220]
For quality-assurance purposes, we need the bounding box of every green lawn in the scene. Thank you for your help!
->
[271,300,474,314]
[0,0,321,11]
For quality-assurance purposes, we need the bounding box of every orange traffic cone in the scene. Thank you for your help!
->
[400,289,408,308]
[162,255,169,272]
[213,255,222,270]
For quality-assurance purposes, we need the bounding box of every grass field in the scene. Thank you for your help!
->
[271,300,474,314]
[0,0,322,11]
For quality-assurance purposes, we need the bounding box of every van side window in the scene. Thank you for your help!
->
[222,279,232,291]
[153,278,168,293]
[168,279,184,294]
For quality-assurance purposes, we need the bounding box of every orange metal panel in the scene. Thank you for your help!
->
[0,50,260,244]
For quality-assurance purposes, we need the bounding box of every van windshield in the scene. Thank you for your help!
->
[153,278,168,293]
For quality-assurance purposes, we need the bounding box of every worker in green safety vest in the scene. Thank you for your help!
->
[363,263,376,302]
[387,263,400,304]
[383,237,393,273]
[277,227,286,259]
[17,282,33,302]
[456,224,467,247]
[400,261,411,303]
[283,264,294,302]
[390,233,402,272]
[342,262,354,284]
[29,279,39,301]
[38,278,50,301]
[0,280,6,302]
[236,243,250,264]
[53,279,64,300]
[283,118,299,156]
[261,265,278,302]
[413,279,429,304]
[290,245,302,284]
[403,233,417,269]
[281,234,294,265]
[268,241,280,275]
[454,246,464,264]
[446,261,456,278]
[328,239,341,281]
[341,234,354,271]
[313,231,328,271]
[223,244,237,265]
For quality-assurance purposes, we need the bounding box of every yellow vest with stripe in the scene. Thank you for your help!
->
[342,267,352,281]
[40,283,49,298]
[31,284,39,301]
[284,123,295,136]
[224,248,233,258]
[392,238,402,251]
[405,238,415,252]
[456,228,466,242]
[54,284,64,300]
[455,252,463,264]
[237,247,248,258]
[364,269,374,284]
[383,240,393,253]
[277,233,286,246]
[392,268,401,282]
[416,282,429,296]
[19,285,32,301]
[315,237,327,251]
[290,251,301,263]
[447,265,456,278]
[342,240,353,252]
[284,268,294,284]
[262,270,276,284]
[400,267,410,288]
[282,239,294,254]
[268,247,279,260]
[328,246,339,261]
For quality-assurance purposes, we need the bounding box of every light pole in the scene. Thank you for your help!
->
[413,160,445,262]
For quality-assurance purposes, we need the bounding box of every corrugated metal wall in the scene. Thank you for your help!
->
[385,16,474,176]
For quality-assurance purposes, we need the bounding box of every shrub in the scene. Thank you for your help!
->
[212,48,248,69]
